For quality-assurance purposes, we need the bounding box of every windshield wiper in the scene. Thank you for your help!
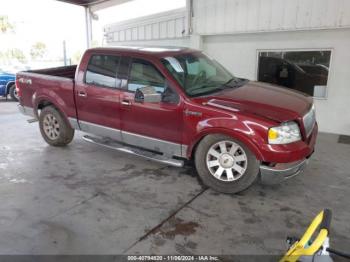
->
[222,78,235,86]
[187,84,226,97]
[187,78,249,97]
[221,78,248,88]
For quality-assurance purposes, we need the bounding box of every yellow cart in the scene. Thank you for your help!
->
[280,209,349,262]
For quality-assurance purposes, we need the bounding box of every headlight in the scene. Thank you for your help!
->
[268,121,301,144]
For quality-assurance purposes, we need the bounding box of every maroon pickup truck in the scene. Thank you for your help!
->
[16,47,317,194]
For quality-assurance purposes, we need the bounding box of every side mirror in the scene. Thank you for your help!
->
[134,86,162,103]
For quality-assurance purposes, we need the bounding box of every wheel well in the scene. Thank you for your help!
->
[36,100,55,118]
[189,132,263,161]
[36,100,72,128]
[37,100,54,111]
[5,81,15,94]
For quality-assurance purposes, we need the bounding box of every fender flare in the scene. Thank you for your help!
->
[34,95,73,128]
[186,127,264,161]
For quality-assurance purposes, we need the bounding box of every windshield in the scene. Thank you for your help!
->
[161,52,243,97]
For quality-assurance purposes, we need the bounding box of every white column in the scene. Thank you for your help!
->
[85,6,93,49]
[186,0,203,50]
[190,34,203,50]
[186,0,193,35]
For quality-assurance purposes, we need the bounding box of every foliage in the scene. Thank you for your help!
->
[0,49,27,63]
[30,42,47,60]
[0,16,14,33]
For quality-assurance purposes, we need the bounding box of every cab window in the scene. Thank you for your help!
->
[128,58,165,93]
[85,55,120,88]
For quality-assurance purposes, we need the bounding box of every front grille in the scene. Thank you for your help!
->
[303,105,316,137]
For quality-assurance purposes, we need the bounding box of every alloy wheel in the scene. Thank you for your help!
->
[206,140,248,182]
[43,114,60,140]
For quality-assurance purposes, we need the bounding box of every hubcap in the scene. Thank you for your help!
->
[43,114,60,140]
[206,140,248,182]
[219,153,235,168]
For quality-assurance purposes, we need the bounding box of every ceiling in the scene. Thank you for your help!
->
[56,0,107,6]
[56,0,132,11]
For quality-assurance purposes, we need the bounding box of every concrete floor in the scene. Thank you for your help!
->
[0,99,349,256]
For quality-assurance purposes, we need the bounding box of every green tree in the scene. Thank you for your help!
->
[6,49,27,63]
[0,16,14,33]
[30,42,47,60]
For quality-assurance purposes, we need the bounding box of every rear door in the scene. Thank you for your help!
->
[119,57,184,157]
[74,54,122,140]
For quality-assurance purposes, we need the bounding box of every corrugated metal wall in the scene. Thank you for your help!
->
[105,0,350,43]
[193,0,350,35]
[105,8,187,44]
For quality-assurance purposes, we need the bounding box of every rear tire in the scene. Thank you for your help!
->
[194,134,260,194]
[9,84,19,101]
[39,106,74,146]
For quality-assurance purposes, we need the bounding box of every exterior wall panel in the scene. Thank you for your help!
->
[193,0,350,35]
[104,8,187,44]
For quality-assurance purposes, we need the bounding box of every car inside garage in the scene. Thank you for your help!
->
[0,0,349,261]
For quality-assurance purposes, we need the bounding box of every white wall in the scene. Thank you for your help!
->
[107,37,190,47]
[105,8,187,43]
[203,28,350,135]
[193,0,350,35]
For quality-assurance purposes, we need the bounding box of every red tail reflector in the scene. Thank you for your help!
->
[15,79,21,98]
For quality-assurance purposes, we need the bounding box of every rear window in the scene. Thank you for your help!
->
[85,55,120,88]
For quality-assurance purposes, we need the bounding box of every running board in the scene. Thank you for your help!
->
[27,118,38,123]
[82,135,184,167]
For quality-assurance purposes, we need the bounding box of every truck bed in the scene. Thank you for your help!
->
[25,65,77,79]
[17,65,78,121]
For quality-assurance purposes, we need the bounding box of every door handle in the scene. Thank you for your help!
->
[78,91,87,97]
[121,100,131,106]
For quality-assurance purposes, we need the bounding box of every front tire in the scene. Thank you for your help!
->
[9,84,19,101]
[195,134,260,194]
[39,106,74,146]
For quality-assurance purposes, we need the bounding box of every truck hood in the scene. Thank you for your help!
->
[0,73,15,79]
[200,81,313,123]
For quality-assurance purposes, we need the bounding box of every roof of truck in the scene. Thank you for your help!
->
[87,46,199,58]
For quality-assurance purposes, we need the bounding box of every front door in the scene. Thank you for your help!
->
[75,54,122,140]
[119,57,184,157]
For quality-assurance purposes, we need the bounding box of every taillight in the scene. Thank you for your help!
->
[15,79,21,98]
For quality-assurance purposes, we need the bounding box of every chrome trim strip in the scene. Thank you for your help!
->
[68,117,80,130]
[82,135,184,167]
[260,159,309,184]
[77,120,187,158]
[260,159,308,173]
[206,99,239,112]
[122,130,183,157]
[181,144,188,158]
[79,120,122,141]
[18,105,36,118]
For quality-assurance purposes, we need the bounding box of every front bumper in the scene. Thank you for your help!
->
[260,158,309,184]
